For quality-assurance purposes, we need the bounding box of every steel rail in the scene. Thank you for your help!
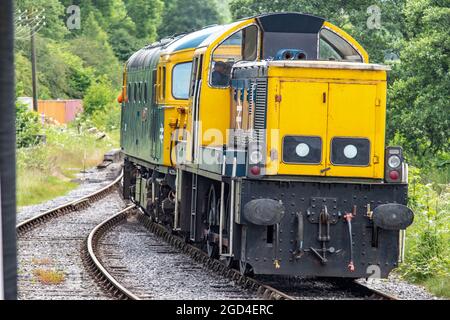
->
[136,211,399,301]
[84,205,140,300]
[352,281,399,300]
[136,211,294,300]
[16,172,123,235]
[81,203,399,301]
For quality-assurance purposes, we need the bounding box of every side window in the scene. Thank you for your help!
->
[144,82,148,102]
[134,83,138,102]
[152,69,157,104]
[172,62,193,100]
[210,25,259,88]
[243,25,258,61]
[319,28,363,62]
[319,39,342,61]
[127,83,132,102]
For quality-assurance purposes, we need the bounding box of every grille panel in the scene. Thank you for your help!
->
[253,79,268,144]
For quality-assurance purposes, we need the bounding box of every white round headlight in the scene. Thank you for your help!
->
[250,151,263,164]
[296,143,310,157]
[343,145,358,159]
[388,155,401,168]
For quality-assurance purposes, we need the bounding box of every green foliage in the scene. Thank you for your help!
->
[158,0,224,37]
[16,0,68,41]
[69,13,121,86]
[82,78,117,115]
[37,39,95,99]
[229,0,405,63]
[387,0,450,157]
[17,125,118,207]
[16,102,41,148]
[124,0,164,42]
[400,167,450,285]
[15,52,35,97]
[72,78,121,132]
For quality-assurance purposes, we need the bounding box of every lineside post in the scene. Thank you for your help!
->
[0,0,18,300]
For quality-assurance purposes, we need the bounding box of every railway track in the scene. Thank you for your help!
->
[17,171,125,300]
[16,168,398,301]
[83,205,141,300]
[17,172,123,235]
[87,207,398,301]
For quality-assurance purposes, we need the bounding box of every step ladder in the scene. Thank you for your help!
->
[189,173,198,241]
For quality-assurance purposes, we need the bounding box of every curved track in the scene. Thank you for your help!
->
[17,173,123,235]
[16,169,398,300]
[83,205,140,300]
[87,208,397,300]
[17,172,124,300]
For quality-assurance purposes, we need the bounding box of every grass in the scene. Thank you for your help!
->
[17,173,77,207]
[423,276,450,298]
[17,125,119,207]
[33,269,66,285]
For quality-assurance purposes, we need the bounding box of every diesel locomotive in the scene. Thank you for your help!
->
[119,13,414,278]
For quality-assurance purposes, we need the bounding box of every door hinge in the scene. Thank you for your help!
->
[323,92,327,103]
[275,94,282,103]
[375,98,381,107]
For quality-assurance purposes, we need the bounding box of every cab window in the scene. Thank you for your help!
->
[210,25,259,88]
[319,28,363,62]
[172,62,192,100]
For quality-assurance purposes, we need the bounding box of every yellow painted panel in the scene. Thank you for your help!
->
[277,81,328,176]
[158,50,195,167]
[199,19,257,148]
[269,67,386,82]
[326,83,378,178]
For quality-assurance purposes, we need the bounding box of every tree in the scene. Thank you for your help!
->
[69,13,121,86]
[158,0,224,38]
[387,0,450,157]
[16,102,41,148]
[229,0,406,63]
[124,0,164,41]
[82,77,116,116]
[16,0,68,41]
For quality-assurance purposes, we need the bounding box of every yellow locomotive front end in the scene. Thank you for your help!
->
[228,60,412,277]
[232,60,390,181]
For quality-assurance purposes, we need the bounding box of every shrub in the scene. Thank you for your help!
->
[16,102,41,148]
[400,167,450,282]
[83,78,117,116]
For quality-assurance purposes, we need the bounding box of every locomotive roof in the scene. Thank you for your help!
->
[127,12,339,70]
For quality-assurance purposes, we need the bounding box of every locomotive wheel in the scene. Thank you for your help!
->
[239,261,254,277]
[222,254,237,269]
[206,185,219,259]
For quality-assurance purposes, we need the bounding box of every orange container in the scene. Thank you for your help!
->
[37,100,83,124]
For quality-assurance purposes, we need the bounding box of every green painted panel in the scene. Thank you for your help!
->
[121,47,165,165]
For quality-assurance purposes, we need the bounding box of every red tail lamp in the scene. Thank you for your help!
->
[389,170,399,181]
[250,166,261,176]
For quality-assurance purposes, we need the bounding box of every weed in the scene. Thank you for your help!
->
[33,269,66,285]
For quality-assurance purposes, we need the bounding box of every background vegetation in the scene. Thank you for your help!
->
[14,0,448,297]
